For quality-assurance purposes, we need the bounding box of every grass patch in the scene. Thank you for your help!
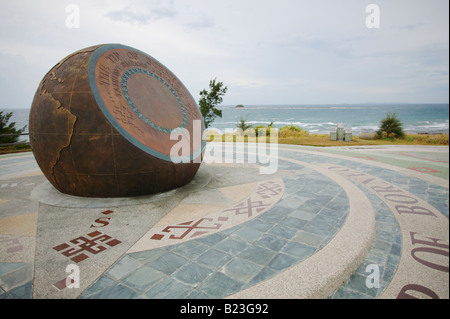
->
[1,132,448,155]
[0,143,31,154]
[279,133,449,146]
[206,127,449,147]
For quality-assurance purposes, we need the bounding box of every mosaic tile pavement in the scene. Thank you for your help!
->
[0,144,448,299]
[80,166,350,298]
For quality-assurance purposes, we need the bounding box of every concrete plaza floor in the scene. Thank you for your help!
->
[0,143,448,299]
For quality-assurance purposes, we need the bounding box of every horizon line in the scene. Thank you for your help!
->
[1,101,450,110]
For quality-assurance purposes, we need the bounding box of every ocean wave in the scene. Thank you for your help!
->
[223,105,368,110]
[231,121,339,127]
[352,125,379,130]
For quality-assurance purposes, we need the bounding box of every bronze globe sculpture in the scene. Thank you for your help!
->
[29,44,205,197]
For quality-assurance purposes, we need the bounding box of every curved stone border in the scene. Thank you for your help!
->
[277,147,449,219]
[329,184,402,298]
[324,164,449,299]
[278,145,448,188]
[228,157,376,298]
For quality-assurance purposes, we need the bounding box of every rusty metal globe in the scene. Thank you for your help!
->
[29,44,205,197]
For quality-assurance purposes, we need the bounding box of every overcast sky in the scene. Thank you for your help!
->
[0,0,448,109]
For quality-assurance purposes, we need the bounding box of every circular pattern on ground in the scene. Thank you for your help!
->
[81,163,353,298]
[1,144,447,299]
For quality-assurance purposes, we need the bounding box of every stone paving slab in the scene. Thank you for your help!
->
[0,144,448,299]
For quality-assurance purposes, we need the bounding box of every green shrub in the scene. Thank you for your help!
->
[254,124,266,137]
[279,125,309,138]
[376,112,405,139]
[236,118,252,132]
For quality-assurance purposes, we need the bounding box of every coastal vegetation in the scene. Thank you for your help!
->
[0,110,26,145]
[1,111,448,154]
[204,119,448,147]
[275,132,449,147]
[236,117,252,132]
[3,131,447,154]
[376,112,405,139]
[278,125,309,138]
[198,78,228,129]
[0,110,29,153]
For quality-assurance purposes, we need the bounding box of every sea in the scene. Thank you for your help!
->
[2,103,449,142]
[211,103,449,135]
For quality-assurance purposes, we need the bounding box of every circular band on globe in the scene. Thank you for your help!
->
[88,43,204,163]
[120,68,187,134]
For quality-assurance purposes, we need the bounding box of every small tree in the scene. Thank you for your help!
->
[0,110,26,144]
[376,112,405,139]
[254,125,266,137]
[199,78,228,129]
[236,117,252,132]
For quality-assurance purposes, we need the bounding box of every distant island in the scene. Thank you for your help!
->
[235,104,244,108]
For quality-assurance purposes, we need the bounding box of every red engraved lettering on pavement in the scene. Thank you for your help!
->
[256,181,282,198]
[408,167,441,174]
[223,198,270,217]
[409,232,449,273]
[400,153,448,163]
[0,237,23,254]
[397,284,440,299]
[53,231,121,263]
[150,216,228,241]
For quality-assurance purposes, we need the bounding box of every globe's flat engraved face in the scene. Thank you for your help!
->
[89,45,203,160]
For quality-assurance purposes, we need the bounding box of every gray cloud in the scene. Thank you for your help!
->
[394,22,426,31]
[185,15,215,30]
[105,4,177,24]
[0,0,448,108]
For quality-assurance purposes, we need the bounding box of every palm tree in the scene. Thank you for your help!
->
[376,112,405,138]
[236,117,252,132]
